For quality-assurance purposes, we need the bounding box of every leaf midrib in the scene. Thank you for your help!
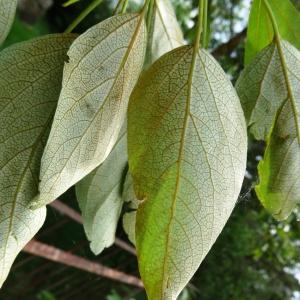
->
[275,39,300,144]
[161,46,197,299]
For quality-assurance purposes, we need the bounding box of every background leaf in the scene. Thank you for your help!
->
[0,34,75,287]
[76,126,127,255]
[0,0,17,46]
[256,101,300,220]
[145,0,184,68]
[236,42,286,140]
[122,174,138,245]
[245,0,300,65]
[128,46,247,299]
[239,40,300,220]
[34,13,146,207]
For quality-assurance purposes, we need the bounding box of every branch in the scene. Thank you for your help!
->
[23,240,143,288]
[212,28,247,58]
[50,200,137,256]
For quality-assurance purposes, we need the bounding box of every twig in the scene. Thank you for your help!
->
[49,200,137,256]
[23,240,143,288]
[212,28,247,58]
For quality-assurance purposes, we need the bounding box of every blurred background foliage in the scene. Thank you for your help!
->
[1,0,300,299]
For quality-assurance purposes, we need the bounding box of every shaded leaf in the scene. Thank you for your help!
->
[236,43,286,140]
[145,0,184,68]
[34,13,147,207]
[239,39,300,220]
[245,0,300,65]
[128,46,247,299]
[76,127,127,255]
[0,34,75,286]
[122,174,138,245]
[256,101,300,220]
[0,0,17,46]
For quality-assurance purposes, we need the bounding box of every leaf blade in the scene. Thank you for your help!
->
[76,126,127,255]
[0,34,75,286]
[239,40,300,219]
[145,0,184,68]
[34,13,146,207]
[128,46,247,299]
[0,0,17,46]
[256,101,300,220]
[245,0,300,65]
[122,173,138,245]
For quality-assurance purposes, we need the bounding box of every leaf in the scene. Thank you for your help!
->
[256,101,300,220]
[76,126,127,255]
[236,43,286,140]
[63,0,81,7]
[238,39,300,220]
[245,0,300,65]
[0,0,17,46]
[128,46,247,299]
[122,173,138,245]
[244,0,273,65]
[33,13,147,207]
[145,0,184,68]
[0,34,75,287]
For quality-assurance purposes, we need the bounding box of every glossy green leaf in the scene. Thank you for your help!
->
[245,0,300,65]
[76,127,127,255]
[244,0,273,65]
[145,0,184,68]
[122,173,138,245]
[128,46,247,299]
[238,39,300,220]
[34,13,146,207]
[0,0,17,45]
[0,34,75,287]
[256,101,300,220]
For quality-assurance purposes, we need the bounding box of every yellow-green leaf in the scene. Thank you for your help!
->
[34,13,146,207]
[0,0,17,46]
[0,34,75,287]
[76,127,127,255]
[128,46,247,299]
[145,0,184,68]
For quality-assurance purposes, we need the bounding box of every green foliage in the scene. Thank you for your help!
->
[238,0,300,221]
[245,0,300,64]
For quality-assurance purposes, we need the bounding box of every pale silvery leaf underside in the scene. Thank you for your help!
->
[0,34,75,286]
[34,13,146,207]
[76,127,127,255]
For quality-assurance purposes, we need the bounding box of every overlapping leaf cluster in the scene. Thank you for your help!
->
[237,0,300,221]
[5,0,300,299]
